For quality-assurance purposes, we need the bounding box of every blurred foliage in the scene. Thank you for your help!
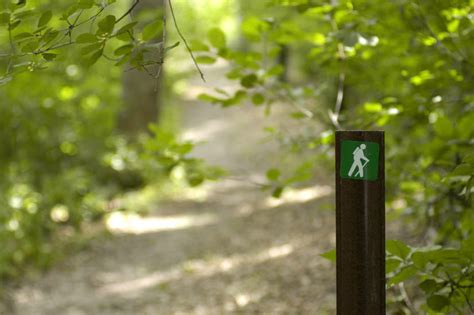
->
[195,0,473,313]
[0,0,223,280]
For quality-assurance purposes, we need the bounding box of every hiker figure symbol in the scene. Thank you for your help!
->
[348,144,369,177]
[340,140,379,181]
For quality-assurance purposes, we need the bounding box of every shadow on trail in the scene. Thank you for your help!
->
[10,64,337,314]
[12,179,336,314]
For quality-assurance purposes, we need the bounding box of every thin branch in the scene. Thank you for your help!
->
[36,41,76,54]
[167,0,205,82]
[154,0,167,82]
[116,0,140,23]
[102,53,120,62]
[329,71,345,129]
[58,7,104,32]
[225,175,267,188]
[398,282,417,314]
[328,6,346,130]
[72,10,84,28]
[6,23,16,74]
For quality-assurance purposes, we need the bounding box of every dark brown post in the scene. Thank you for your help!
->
[336,131,385,315]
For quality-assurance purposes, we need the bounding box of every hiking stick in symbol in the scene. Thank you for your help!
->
[348,144,370,177]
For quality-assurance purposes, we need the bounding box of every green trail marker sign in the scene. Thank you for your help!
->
[340,140,379,181]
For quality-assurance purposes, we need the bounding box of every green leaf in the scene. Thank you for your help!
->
[196,55,216,64]
[114,44,133,56]
[174,142,194,155]
[291,112,307,119]
[411,251,430,268]
[41,29,59,45]
[386,240,411,259]
[419,279,438,294]
[14,9,35,19]
[242,16,270,41]
[115,21,137,35]
[207,27,226,48]
[142,21,162,41]
[187,174,204,187]
[426,248,468,264]
[42,53,57,61]
[363,102,383,113]
[447,19,460,33]
[450,164,473,177]
[83,48,103,66]
[164,41,180,53]
[116,31,131,41]
[37,10,52,28]
[251,93,265,105]
[241,74,258,88]
[385,258,402,273]
[387,265,417,286]
[21,40,39,53]
[76,33,97,44]
[8,19,21,30]
[320,249,336,262]
[12,0,26,8]
[461,235,474,254]
[463,153,474,164]
[198,93,221,103]
[97,15,116,35]
[222,90,246,107]
[81,43,102,54]
[427,295,449,312]
[433,116,453,139]
[78,0,94,9]
[14,32,33,41]
[458,112,474,139]
[115,53,130,66]
[266,168,280,181]
[272,186,284,198]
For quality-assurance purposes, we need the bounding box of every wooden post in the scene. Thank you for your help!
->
[335,131,385,315]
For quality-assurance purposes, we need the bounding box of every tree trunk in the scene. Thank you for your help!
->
[277,44,290,82]
[118,0,164,137]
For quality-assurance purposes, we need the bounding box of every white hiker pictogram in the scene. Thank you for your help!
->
[348,144,370,177]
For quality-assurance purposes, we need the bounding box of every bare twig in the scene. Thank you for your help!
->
[167,0,205,82]
[71,10,83,28]
[328,13,346,130]
[398,282,417,314]
[329,71,345,129]
[102,53,120,62]
[116,0,140,23]
[60,7,104,31]
[154,0,167,82]
[6,23,16,73]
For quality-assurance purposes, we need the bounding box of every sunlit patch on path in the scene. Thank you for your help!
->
[263,185,333,209]
[99,243,296,295]
[10,61,336,315]
[105,212,218,234]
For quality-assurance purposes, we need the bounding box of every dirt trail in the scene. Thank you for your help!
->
[8,64,336,315]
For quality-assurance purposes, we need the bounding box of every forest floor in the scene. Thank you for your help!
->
[6,63,337,315]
